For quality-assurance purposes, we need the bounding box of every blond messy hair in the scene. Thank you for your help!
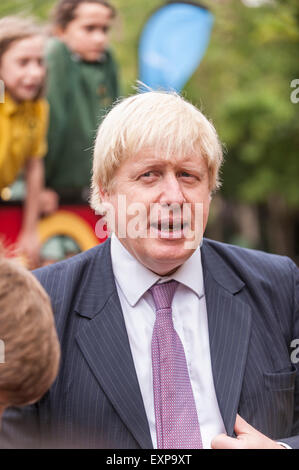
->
[0,255,60,407]
[90,91,223,214]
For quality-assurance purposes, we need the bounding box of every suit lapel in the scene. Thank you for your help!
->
[74,239,153,449]
[201,241,252,436]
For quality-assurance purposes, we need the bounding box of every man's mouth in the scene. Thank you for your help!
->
[150,220,189,238]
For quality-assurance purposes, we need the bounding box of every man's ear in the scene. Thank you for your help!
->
[98,184,109,203]
[98,182,111,207]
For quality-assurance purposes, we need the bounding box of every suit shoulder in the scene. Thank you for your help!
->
[203,238,296,276]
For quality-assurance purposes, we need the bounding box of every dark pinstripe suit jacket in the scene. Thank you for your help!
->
[1,237,299,448]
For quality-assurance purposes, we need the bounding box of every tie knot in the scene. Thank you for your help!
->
[149,280,178,311]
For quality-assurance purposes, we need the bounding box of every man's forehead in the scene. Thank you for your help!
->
[128,149,203,166]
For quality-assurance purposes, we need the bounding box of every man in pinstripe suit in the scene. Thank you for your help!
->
[0,91,298,449]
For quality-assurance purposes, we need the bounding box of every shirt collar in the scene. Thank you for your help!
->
[110,233,204,307]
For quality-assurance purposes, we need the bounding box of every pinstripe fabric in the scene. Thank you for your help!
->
[0,237,298,448]
[201,241,299,446]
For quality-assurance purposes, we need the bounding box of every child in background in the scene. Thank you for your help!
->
[43,0,120,208]
[0,16,48,268]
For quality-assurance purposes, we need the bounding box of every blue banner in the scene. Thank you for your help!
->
[139,1,214,92]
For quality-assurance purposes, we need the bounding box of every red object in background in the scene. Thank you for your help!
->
[0,204,107,249]
[0,205,22,246]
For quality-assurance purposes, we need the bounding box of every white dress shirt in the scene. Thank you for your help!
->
[110,233,226,448]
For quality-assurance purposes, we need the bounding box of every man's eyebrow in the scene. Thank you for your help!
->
[130,160,166,171]
[130,159,204,172]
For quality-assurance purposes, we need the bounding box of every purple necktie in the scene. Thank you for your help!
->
[150,280,203,449]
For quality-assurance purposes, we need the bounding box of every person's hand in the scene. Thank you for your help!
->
[211,414,286,449]
[16,229,41,270]
[39,188,59,215]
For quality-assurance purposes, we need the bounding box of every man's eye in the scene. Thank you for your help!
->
[139,171,157,180]
[179,172,200,182]
[180,172,193,178]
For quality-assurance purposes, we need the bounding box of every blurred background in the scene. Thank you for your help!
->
[0,0,298,264]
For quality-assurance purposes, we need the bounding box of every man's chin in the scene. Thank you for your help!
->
[143,243,193,275]
[152,234,199,253]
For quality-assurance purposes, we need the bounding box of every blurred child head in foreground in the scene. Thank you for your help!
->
[0,247,60,418]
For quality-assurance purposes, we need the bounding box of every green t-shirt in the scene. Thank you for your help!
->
[45,39,120,191]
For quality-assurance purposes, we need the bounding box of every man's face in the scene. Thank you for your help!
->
[0,36,46,102]
[101,148,212,276]
[57,2,113,62]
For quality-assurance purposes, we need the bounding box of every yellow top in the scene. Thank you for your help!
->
[0,92,49,190]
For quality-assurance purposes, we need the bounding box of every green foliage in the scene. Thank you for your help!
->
[0,0,54,17]
[1,0,298,207]
[185,0,299,206]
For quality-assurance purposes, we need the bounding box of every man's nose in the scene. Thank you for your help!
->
[159,174,185,206]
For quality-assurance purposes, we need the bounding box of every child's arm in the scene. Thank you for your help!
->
[17,98,50,268]
[17,158,44,268]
